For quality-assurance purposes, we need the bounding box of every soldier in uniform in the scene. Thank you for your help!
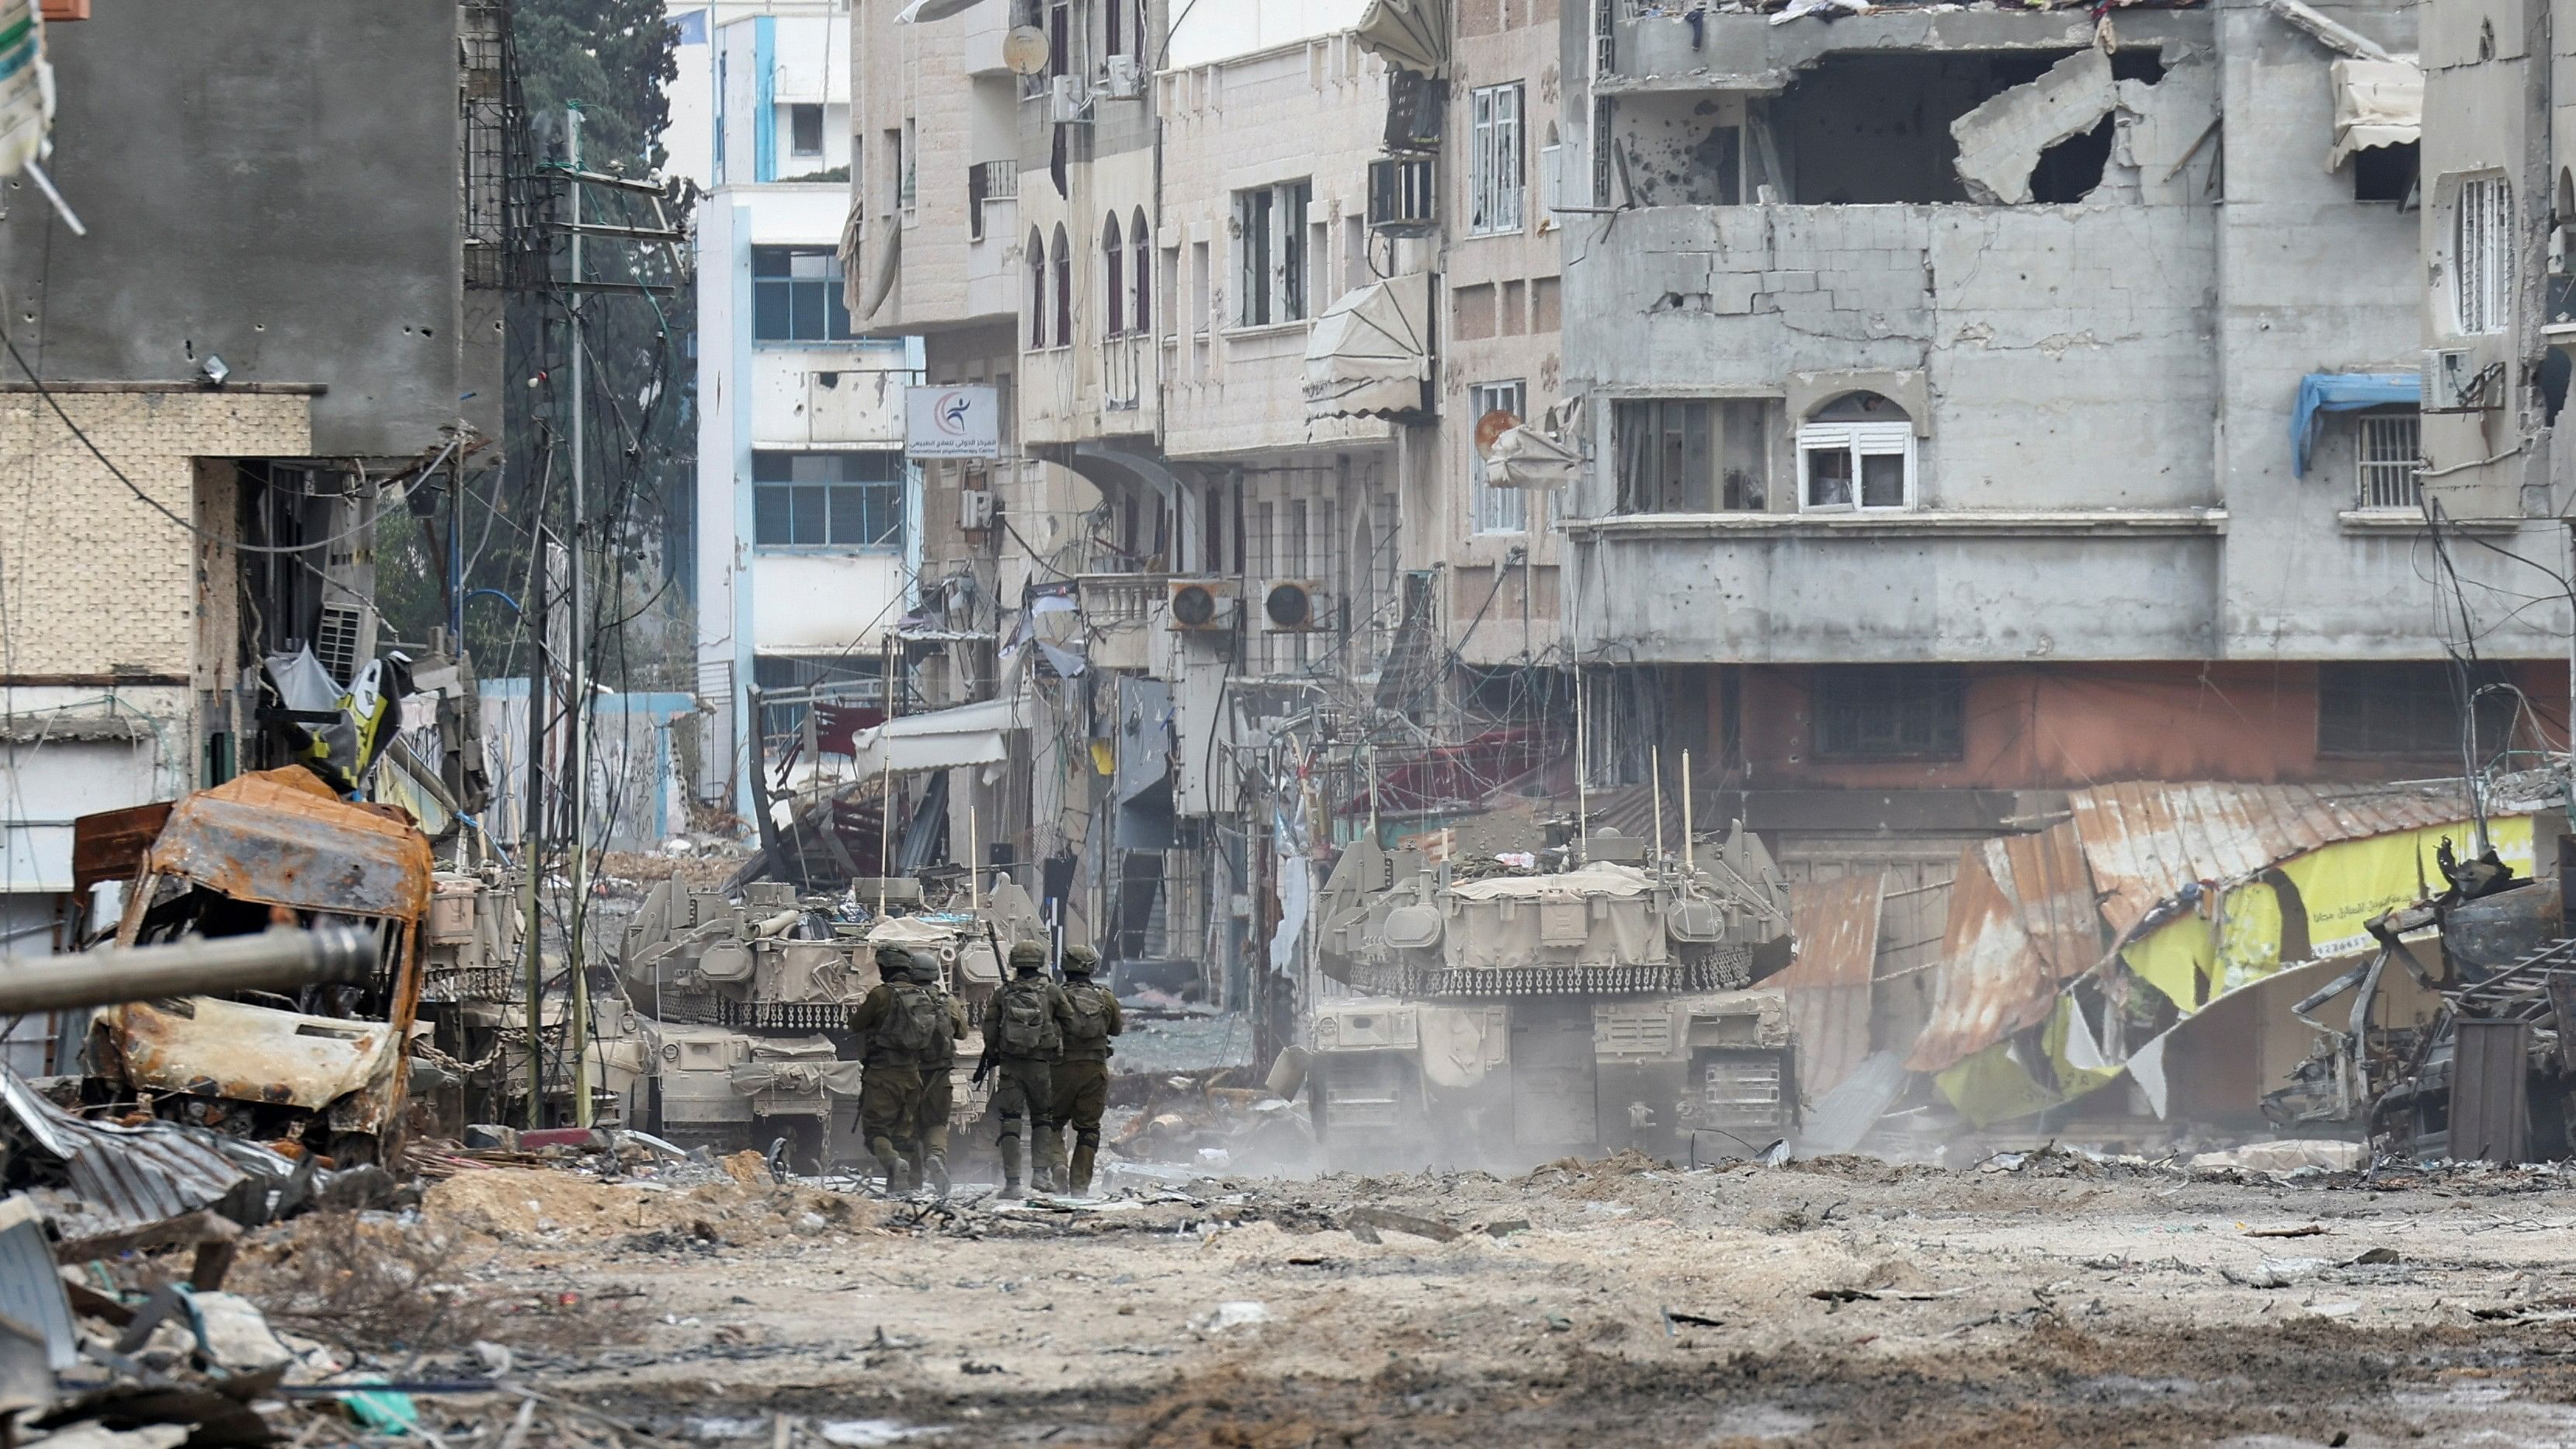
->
[974,940,1072,1199]
[1040,943,1124,1197]
[845,943,940,1194]
[902,950,969,1197]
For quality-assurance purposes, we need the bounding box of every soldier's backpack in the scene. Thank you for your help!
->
[1062,982,1114,1050]
[994,978,1061,1055]
[878,982,946,1055]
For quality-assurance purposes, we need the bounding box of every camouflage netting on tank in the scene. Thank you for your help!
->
[1338,947,1755,998]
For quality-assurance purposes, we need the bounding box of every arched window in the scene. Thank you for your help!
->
[1797,391,1915,512]
[1103,214,1125,336]
[1026,228,1047,349]
[1051,222,1073,346]
[1131,208,1151,339]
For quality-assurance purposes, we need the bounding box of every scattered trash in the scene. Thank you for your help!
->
[1193,1301,1272,1332]
[2223,1257,2325,1289]
[818,1422,948,1447]
[1344,1208,1461,1244]
[2189,1141,2368,1174]
[2242,1223,2331,1239]
[1660,1307,1726,1336]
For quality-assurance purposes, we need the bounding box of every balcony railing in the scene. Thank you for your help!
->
[1102,332,1147,411]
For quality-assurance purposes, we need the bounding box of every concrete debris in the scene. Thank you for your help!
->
[2190,1140,2369,1173]
[1949,50,2117,206]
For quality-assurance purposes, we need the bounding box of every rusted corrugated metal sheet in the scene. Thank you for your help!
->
[1779,875,1880,1096]
[71,799,172,896]
[1906,843,2061,1074]
[144,768,433,920]
[1989,820,2100,982]
[2069,781,2485,940]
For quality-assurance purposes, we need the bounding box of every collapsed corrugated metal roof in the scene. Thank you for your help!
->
[1779,874,1881,1095]
[0,1065,284,1242]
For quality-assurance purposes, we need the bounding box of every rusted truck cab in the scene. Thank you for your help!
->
[89,768,433,1166]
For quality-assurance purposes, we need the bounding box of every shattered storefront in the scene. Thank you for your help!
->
[1899,780,2552,1128]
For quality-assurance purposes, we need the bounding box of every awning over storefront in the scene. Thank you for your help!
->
[1304,273,1432,421]
[848,696,1025,779]
[1354,0,1449,76]
[2327,57,2422,170]
[2291,370,2419,477]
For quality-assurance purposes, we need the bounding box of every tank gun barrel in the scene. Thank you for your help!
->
[0,924,377,1014]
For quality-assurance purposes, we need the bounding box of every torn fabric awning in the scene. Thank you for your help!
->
[846,696,1026,779]
[2291,372,2419,478]
[1353,0,1449,75]
[1304,273,1432,420]
[2327,57,2421,171]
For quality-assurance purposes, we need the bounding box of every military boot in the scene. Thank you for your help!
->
[868,1137,908,1197]
[1036,1127,1070,1194]
[998,1135,1024,1199]
[1070,1140,1097,1198]
[924,1152,951,1199]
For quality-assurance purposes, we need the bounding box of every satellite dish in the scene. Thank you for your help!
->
[1474,407,1520,459]
[1003,26,1050,76]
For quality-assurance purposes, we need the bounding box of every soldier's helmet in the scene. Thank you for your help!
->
[1063,944,1101,976]
[874,943,915,975]
[904,952,944,985]
[1007,940,1047,971]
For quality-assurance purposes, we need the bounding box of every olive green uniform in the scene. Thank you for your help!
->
[1043,973,1123,1196]
[977,969,1075,1196]
[846,981,920,1187]
[907,979,970,1187]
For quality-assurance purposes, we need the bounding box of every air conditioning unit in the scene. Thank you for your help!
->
[1102,54,1144,99]
[1262,579,1332,633]
[2427,347,2500,412]
[312,602,378,687]
[958,488,996,531]
[1167,577,1238,632]
[1367,157,1436,237]
[1048,74,1089,123]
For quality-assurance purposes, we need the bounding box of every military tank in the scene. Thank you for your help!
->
[1306,822,1798,1169]
[613,875,1046,1169]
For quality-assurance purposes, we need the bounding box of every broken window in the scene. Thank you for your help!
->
[2353,408,2422,511]
[1470,82,1526,235]
[1813,666,1965,762]
[2452,175,2512,335]
[1234,179,1313,325]
[1797,392,1912,511]
[1470,380,1529,534]
[1612,398,1771,513]
[2318,662,2515,759]
[2353,142,2418,203]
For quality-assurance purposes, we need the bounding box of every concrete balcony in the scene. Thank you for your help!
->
[1076,572,1169,673]
[1559,509,2226,664]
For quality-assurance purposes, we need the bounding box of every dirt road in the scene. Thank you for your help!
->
[248,1152,2576,1446]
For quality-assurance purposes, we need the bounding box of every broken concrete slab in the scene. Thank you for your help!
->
[1951,50,2116,206]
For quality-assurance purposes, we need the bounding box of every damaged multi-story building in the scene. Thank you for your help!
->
[0,2,507,962]
[1557,0,2574,1119]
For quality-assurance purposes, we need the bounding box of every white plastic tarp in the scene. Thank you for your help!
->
[2328,57,2421,170]
[1304,273,1432,420]
[1487,425,1580,489]
[847,696,1025,779]
[1449,862,1654,901]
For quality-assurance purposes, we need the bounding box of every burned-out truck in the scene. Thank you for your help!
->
[1307,823,1800,1169]
[89,768,435,1166]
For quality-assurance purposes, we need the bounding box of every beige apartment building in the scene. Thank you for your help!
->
[849,0,1566,1002]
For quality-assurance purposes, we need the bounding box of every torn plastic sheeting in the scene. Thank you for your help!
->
[1485,426,1579,490]
[2292,371,2419,478]
[2328,58,2421,170]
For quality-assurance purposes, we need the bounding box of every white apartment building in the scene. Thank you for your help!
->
[672,1,925,814]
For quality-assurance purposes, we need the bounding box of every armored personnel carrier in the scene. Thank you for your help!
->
[1306,822,1798,1169]
[614,875,1046,1167]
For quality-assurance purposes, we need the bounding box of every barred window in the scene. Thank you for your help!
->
[2354,408,2422,511]
[1814,666,1965,761]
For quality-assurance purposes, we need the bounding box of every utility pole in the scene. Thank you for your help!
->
[564,104,594,1128]
[521,540,549,1128]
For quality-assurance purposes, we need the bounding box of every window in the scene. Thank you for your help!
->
[2355,408,2422,510]
[1026,228,1047,347]
[752,248,856,342]
[1814,666,1965,761]
[1797,392,1913,511]
[789,103,824,158]
[968,158,1016,242]
[901,118,917,205]
[1051,221,1072,345]
[1469,82,1526,235]
[1470,380,1529,534]
[1131,209,1151,338]
[752,452,907,548]
[1048,0,1069,77]
[1612,398,1771,512]
[1234,179,1312,326]
[2354,142,2418,203]
[2453,175,2512,335]
[2319,662,2515,757]
[1103,214,1125,335]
